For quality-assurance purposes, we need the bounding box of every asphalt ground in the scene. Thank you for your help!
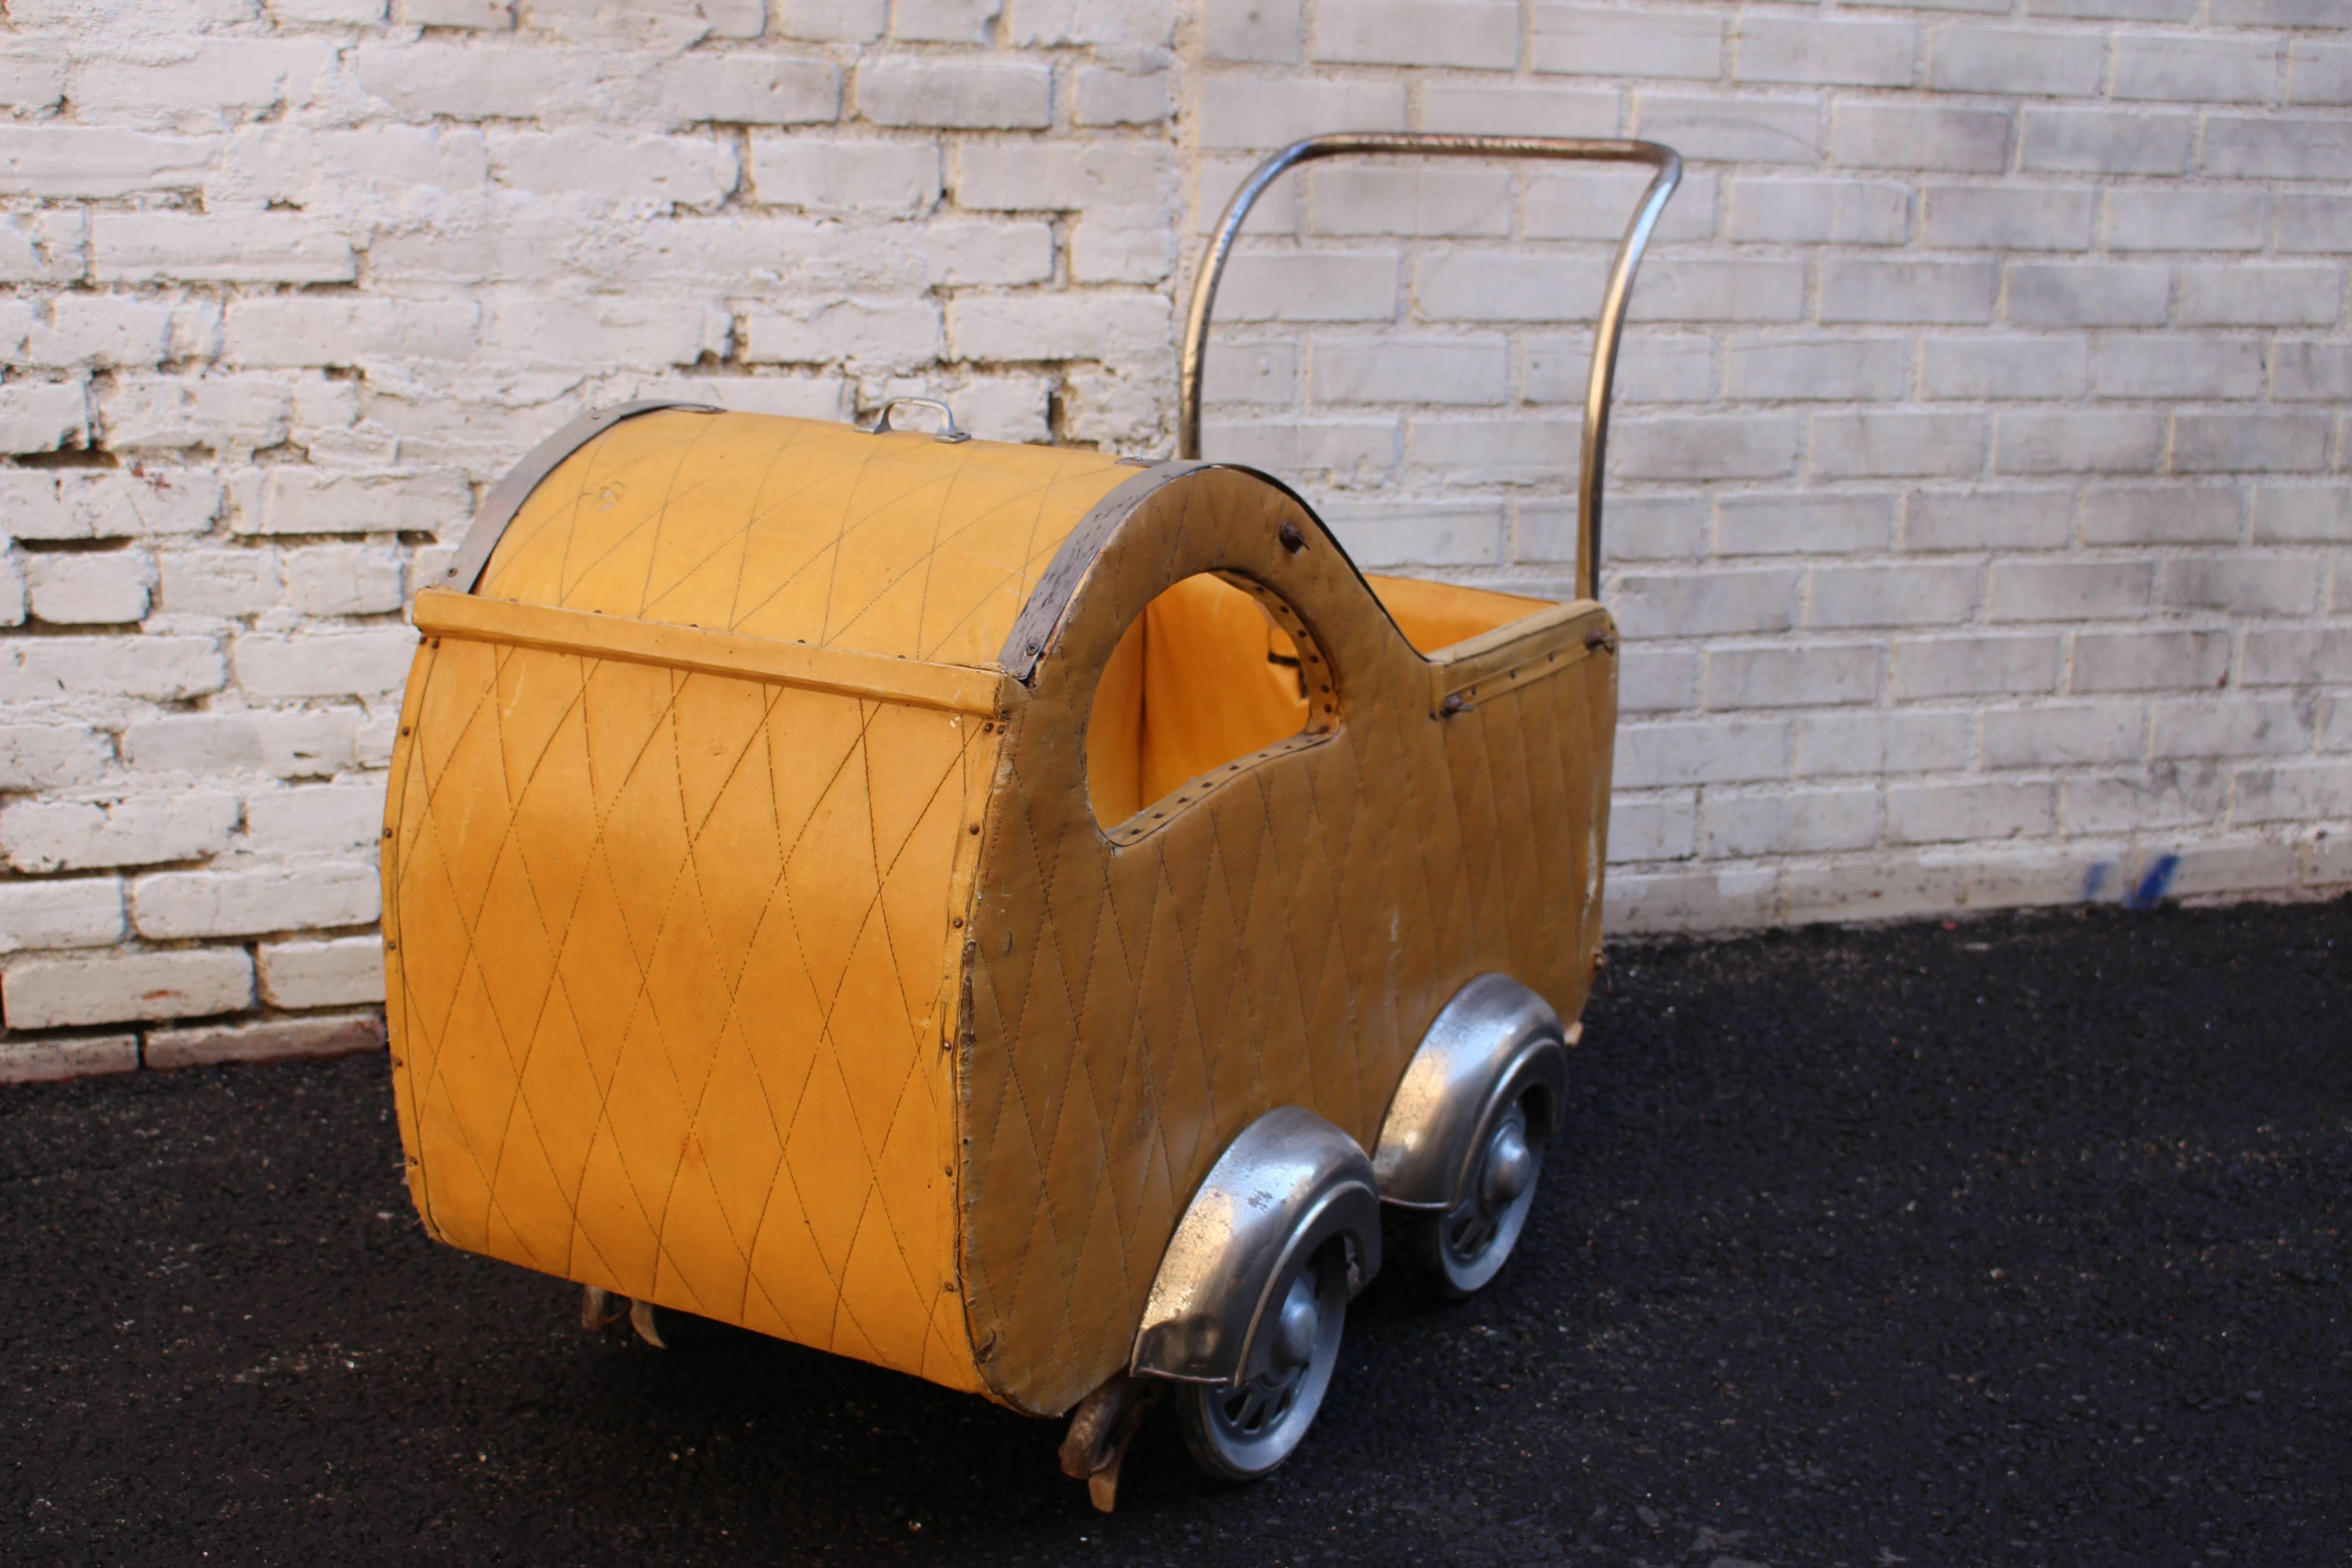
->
[4,897,2347,1567]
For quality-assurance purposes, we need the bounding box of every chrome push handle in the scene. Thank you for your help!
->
[1177,132,1682,604]
[867,396,970,442]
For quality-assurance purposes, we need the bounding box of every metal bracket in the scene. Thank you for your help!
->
[437,400,720,596]
[1177,132,1681,604]
[867,396,970,442]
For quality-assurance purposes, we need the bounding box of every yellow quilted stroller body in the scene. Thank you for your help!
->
[381,133,1679,1498]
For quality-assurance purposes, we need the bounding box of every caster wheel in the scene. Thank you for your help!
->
[1414,1087,1543,1298]
[1174,1240,1348,1481]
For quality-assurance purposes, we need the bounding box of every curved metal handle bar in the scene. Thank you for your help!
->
[1178,132,1681,603]
[868,395,970,442]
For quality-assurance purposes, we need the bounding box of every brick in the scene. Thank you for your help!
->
[1316,0,1516,68]
[1198,76,1405,149]
[1632,95,1819,166]
[957,141,1170,211]
[1605,866,1780,936]
[745,300,942,369]
[1718,494,1893,556]
[1308,167,1512,237]
[0,636,224,702]
[2287,43,2352,107]
[1200,421,1399,490]
[1807,562,1979,629]
[1831,103,2009,173]
[2202,116,2352,182]
[1707,786,1882,858]
[2073,630,2230,693]
[1737,17,1915,87]
[0,38,65,111]
[0,725,111,791]
[1629,260,1806,324]
[282,545,402,616]
[1726,338,1908,403]
[1613,416,1798,481]
[776,0,886,41]
[0,211,85,284]
[1887,779,2054,844]
[1549,494,1707,563]
[157,549,280,617]
[24,550,152,625]
[1534,7,1723,79]
[405,0,508,22]
[857,59,1051,129]
[2178,266,2342,328]
[1891,634,2062,699]
[1921,337,2088,401]
[2254,486,2352,544]
[1526,168,1716,243]
[233,629,417,699]
[2080,486,2243,545]
[1415,255,1606,323]
[1406,417,1580,485]
[232,470,467,537]
[0,878,124,955]
[2031,0,2192,17]
[1921,186,2094,251]
[132,862,379,940]
[1928,27,2104,96]
[2065,765,2228,836]
[2323,698,2352,754]
[42,472,221,542]
[245,783,383,857]
[1313,340,1507,405]
[1983,702,2146,767]
[2104,190,2269,254]
[2234,761,2352,826]
[1422,85,1621,139]
[0,1036,139,1085]
[2003,262,2171,328]
[1705,643,1881,710]
[101,374,293,457]
[90,214,354,284]
[1784,853,1974,925]
[275,0,389,17]
[2152,697,2310,761]
[2114,36,2279,104]
[950,291,1171,363]
[0,793,238,874]
[1203,339,1295,403]
[1617,648,1696,711]
[916,219,1054,287]
[0,128,214,198]
[1814,412,1984,480]
[1987,561,2153,622]
[2173,414,2331,475]
[1724,177,1909,245]
[1205,0,1299,62]
[122,712,355,778]
[1794,711,1973,778]
[753,137,940,216]
[1994,411,2163,475]
[2243,629,2352,686]
[258,936,386,1009]
[1616,719,1791,788]
[486,297,727,368]
[2275,343,2352,404]
[1316,500,1495,566]
[2090,336,2262,401]
[1610,793,1697,861]
[1529,333,1715,405]
[1613,568,1798,639]
[2278,195,2352,255]
[24,296,176,370]
[894,0,1000,44]
[146,1012,386,1070]
[2,948,251,1030]
[1910,496,2079,557]
[1074,64,1171,126]
[0,382,89,454]
[1820,260,1997,324]
[657,56,839,125]
[2156,557,2323,618]
[2020,109,2192,176]
[224,297,481,367]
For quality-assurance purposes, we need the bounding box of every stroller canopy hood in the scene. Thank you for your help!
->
[473,408,1140,669]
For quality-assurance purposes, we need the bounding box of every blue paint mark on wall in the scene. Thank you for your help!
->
[2082,862,2111,901]
[2126,853,2180,910]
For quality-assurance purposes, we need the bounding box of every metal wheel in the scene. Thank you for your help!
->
[1416,1089,1543,1297]
[1174,1241,1348,1481]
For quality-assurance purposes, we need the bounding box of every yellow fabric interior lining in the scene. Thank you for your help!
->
[1084,573,1562,828]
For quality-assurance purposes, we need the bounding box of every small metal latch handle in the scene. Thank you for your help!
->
[868,396,970,443]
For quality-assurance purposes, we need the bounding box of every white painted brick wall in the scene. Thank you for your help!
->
[0,1,2344,1074]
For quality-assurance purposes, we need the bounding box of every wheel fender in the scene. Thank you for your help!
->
[1130,1106,1381,1387]
[1374,973,1569,1213]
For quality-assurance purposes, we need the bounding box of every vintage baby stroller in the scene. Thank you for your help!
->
[380,132,1679,1506]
